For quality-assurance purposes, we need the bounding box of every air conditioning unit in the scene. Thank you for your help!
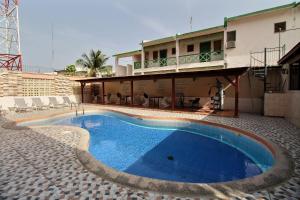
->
[226,41,236,49]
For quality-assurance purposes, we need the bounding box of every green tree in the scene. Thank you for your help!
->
[76,49,109,77]
[65,64,76,75]
[99,65,113,77]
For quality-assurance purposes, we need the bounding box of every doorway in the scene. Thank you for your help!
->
[159,49,168,66]
[200,41,211,62]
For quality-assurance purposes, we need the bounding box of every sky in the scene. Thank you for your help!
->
[19,0,295,72]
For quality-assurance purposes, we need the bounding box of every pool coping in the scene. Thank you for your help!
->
[3,108,295,198]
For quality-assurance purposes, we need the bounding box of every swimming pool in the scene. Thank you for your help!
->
[42,111,274,184]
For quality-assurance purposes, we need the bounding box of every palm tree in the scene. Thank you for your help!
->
[76,49,109,77]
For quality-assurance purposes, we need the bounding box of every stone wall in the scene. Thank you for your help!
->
[0,70,80,97]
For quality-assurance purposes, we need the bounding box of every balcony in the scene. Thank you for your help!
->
[179,51,224,64]
[133,51,223,70]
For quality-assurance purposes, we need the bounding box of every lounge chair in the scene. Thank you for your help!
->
[0,105,7,116]
[14,98,32,112]
[63,96,78,108]
[116,93,125,105]
[142,93,149,107]
[48,97,65,108]
[176,93,185,108]
[105,93,112,104]
[32,97,49,110]
[189,97,200,108]
[159,97,170,108]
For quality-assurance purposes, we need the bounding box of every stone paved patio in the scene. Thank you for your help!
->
[0,105,299,199]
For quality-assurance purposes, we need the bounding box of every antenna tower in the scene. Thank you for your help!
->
[0,0,22,71]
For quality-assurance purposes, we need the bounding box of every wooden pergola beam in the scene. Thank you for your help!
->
[131,80,134,106]
[223,75,237,87]
[102,82,105,104]
[80,82,86,103]
[75,67,249,84]
[171,77,175,110]
[234,75,240,117]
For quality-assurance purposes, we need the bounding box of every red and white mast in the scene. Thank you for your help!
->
[0,0,22,71]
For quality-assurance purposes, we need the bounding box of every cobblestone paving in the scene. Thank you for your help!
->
[0,105,299,199]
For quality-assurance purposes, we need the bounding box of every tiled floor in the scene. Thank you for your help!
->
[0,105,299,199]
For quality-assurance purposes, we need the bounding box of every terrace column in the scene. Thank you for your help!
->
[171,77,175,110]
[80,82,86,103]
[115,57,119,72]
[102,82,105,104]
[175,36,180,72]
[131,80,134,106]
[141,41,145,75]
[234,75,240,117]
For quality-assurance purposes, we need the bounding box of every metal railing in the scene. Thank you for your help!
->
[133,51,223,69]
[179,51,224,65]
[250,45,286,68]
[134,61,141,69]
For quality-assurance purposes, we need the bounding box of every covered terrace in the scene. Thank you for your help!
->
[75,67,249,117]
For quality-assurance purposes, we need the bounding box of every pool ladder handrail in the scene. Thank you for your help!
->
[75,104,85,116]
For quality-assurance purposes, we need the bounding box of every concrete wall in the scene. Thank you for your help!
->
[264,91,300,127]
[285,91,300,127]
[115,65,127,77]
[226,6,300,68]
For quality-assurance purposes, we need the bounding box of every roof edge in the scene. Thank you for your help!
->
[113,50,141,58]
[227,2,297,22]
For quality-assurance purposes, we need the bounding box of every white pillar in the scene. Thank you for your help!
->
[175,36,180,72]
[114,57,119,75]
[141,41,145,75]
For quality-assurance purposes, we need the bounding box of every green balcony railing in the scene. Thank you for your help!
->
[133,51,223,70]
[145,57,177,68]
[179,51,224,65]
[134,61,141,69]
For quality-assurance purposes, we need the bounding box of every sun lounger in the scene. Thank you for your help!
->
[32,97,49,110]
[63,96,78,108]
[189,97,200,108]
[105,93,112,104]
[48,97,65,108]
[159,97,170,108]
[142,93,149,107]
[0,105,7,116]
[117,93,125,105]
[14,98,33,112]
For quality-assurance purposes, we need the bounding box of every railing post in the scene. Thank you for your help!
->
[264,48,267,92]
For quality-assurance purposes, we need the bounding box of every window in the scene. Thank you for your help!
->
[227,31,236,42]
[172,47,176,55]
[274,22,286,33]
[289,64,300,90]
[153,51,158,60]
[187,44,194,52]
[214,40,222,52]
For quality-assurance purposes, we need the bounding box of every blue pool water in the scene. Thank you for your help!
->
[37,112,274,183]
